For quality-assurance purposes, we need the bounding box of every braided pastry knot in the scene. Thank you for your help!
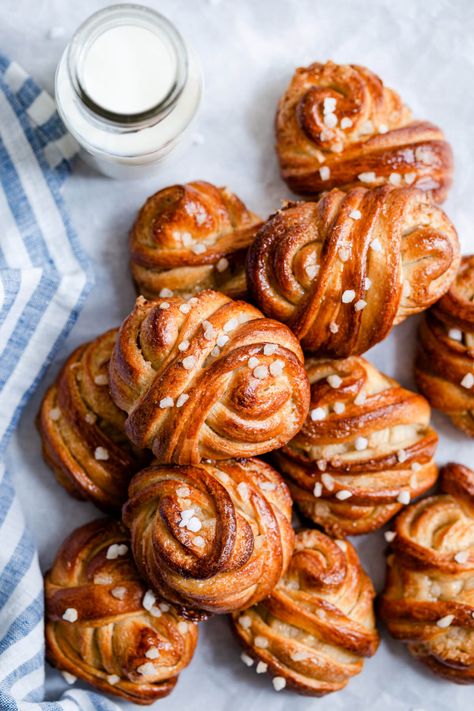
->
[122,458,294,617]
[232,529,379,695]
[45,518,198,704]
[379,463,474,683]
[246,186,459,357]
[38,330,149,513]
[276,60,453,203]
[130,181,262,300]
[416,255,474,436]
[273,356,438,536]
[109,291,310,462]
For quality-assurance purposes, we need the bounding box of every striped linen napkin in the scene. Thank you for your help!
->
[0,55,120,710]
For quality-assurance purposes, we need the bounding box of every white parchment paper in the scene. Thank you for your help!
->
[2,0,474,709]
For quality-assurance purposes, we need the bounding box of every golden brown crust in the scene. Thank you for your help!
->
[379,463,474,684]
[45,518,198,704]
[123,458,294,618]
[108,291,310,462]
[232,529,379,696]
[38,330,149,513]
[416,255,474,436]
[276,61,453,203]
[130,181,262,299]
[246,186,459,357]
[274,356,438,536]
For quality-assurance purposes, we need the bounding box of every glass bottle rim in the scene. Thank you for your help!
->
[67,3,189,128]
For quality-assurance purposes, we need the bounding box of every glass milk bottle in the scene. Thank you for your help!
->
[55,4,202,179]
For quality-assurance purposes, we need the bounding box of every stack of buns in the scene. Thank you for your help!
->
[38,61,474,704]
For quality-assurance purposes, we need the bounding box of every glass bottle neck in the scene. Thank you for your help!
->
[66,3,189,130]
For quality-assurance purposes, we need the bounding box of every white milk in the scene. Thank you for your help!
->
[80,24,177,116]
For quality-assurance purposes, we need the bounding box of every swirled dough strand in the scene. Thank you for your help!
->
[380,463,474,683]
[246,186,459,357]
[45,518,198,704]
[274,356,438,536]
[123,458,294,617]
[416,255,474,436]
[232,529,379,695]
[130,181,262,299]
[276,61,453,202]
[109,291,310,462]
[38,330,148,512]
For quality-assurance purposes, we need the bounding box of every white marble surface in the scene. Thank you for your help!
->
[3,0,474,709]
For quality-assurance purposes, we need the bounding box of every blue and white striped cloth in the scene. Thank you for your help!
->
[0,55,120,710]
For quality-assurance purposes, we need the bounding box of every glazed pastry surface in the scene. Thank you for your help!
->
[379,463,474,684]
[276,61,453,202]
[274,356,438,536]
[123,458,294,617]
[38,329,148,512]
[45,518,198,704]
[416,255,474,436]
[130,181,262,299]
[246,186,459,356]
[109,291,310,462]
[232,528,379,695]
